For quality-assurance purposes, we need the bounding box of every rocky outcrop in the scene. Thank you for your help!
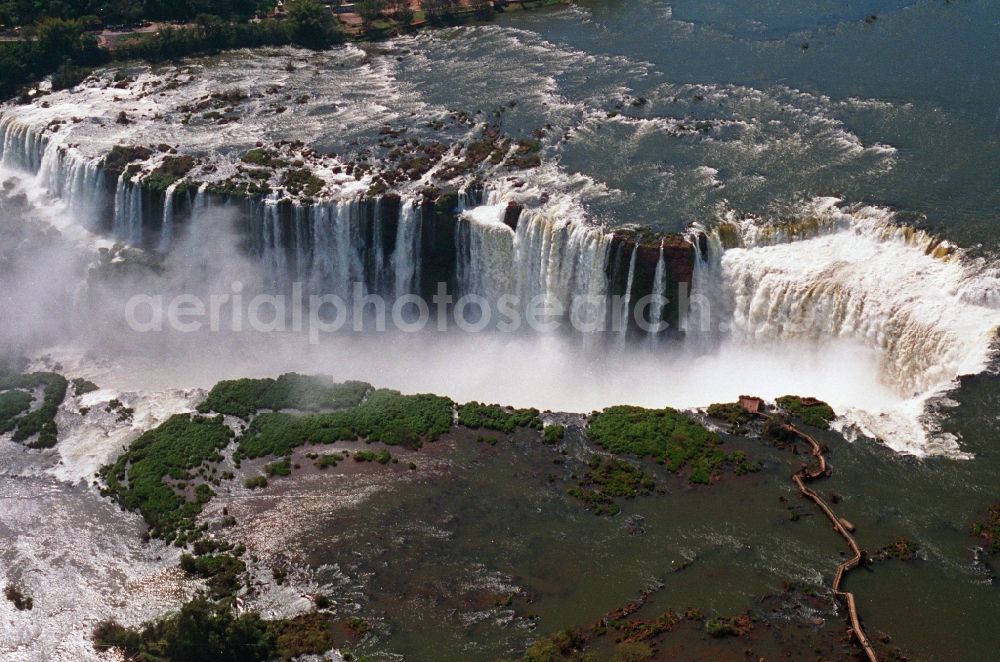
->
[502,201,522,231]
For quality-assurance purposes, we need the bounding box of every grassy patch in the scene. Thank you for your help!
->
[198,374,371,419]
[775,396,836,429]
[236,389,454,459]
[97,414,233,542]
[457,401,542,432]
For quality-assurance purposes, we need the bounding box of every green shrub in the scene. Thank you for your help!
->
[972,504,1000,554]
[705,616,739,637]
[97,414,232,541]
[199,374,371,419]
[569,456,655,515]
[93,596,336,662]
[71,377,99,396]
[244,475,269,490]
[705,402,754,433]
[523,628,586,661]
[354,449,391,464]
[314,453,344,469]
[458,401,542,432]
[542,424,565,444]
[179,553,245,598]
[775,396,836,429]
[265,459,292,477]
[0,389,32,433]
[588,406,726,480]
[0,372,68,448]
[236,389,454,458]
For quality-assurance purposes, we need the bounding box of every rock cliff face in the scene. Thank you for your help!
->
[607,234,696,336]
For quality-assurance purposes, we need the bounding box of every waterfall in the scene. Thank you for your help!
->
[0,114,107,228]
[158,182,180,253]
[0,108,679,343]
[113,175,144,246]
[618,245,638,343]
[683,225,728,346]
[677,202,1000,399]
[646,240,667,347]
[393,199,421,298]
[0,114,46,173]
[371,200,387,296]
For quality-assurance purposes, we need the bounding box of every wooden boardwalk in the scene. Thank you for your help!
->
[755,413,880,662]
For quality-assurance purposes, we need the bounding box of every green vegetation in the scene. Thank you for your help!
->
[97,414,232,542]
[705,402,754,434]
[145,155,195,193]
[101,145,153,177]
[312,452,344,469]
[0,389,32,432]
[71,377,99,395]
[0,17,108,99]
[354,449,391,464]
[587,405,762,485]
[105,397,135,422]
[244,475,268,489]
[0,1,276,27]
[236,389,454,459]
[874,537,919,561]
[730,450,762,476]
[242,148,287,168]
[0,371,68,448]
[93,596,338,662]
[775,396,836,429]
[523,628,587,662]
[280,168,325,197]
[542,424,565,444]
[0,1,341,101]
[704,616,740,638]
[457,401,542,433]
[4,583,32,611]
[180,553,246,599]
[264,458,292,476]
[587,405,715,483]
[972,504,1000,553]
[198,374,371,419]
[569,455,656,516]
